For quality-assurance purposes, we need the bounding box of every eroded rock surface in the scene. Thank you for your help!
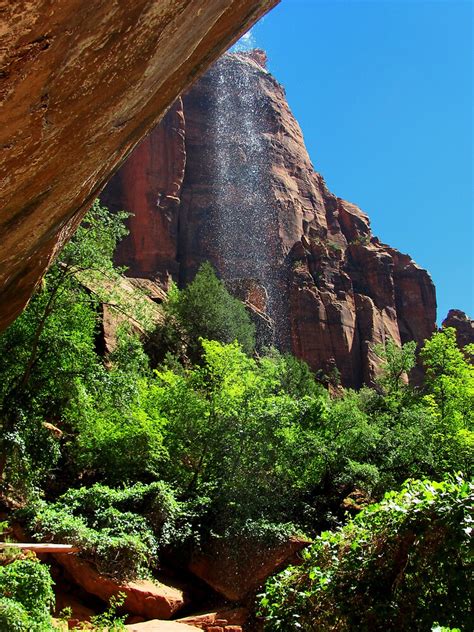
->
[0,0,279,331]
[442,309,474,350]
[177,607,248,631]
[125,622,199,632]
[102,52,437,387]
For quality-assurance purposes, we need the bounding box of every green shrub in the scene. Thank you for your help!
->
[148,339,330,533]
[220,518,297,549]
[20,481,185,580]
[56,481,185,546]
[89,592,127,630]
[259,348,326,399]
[0,559,54,631]
[0,598,34,632]
[259,476,473,631]
[27,502,153,580]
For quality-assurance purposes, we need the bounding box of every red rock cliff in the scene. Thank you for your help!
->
[102,52,437,387]
[0,0,279,332]
[442,310,474,350]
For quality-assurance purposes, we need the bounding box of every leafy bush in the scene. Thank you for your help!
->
[259,476,473,631]
[0,598,34,632]
[21,481,185,580]
[69,374,167,485]
[259,348,325,399]
[220,518,297,550]
[147,339,329,533]
[88,592,127,631]
[56,481,185,546]
[0,558,55,631]
[27,503,153,580]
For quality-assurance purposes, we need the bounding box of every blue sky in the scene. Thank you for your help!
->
[244,0,473,322]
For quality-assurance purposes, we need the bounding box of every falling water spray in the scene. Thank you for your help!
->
[206,52,287,347]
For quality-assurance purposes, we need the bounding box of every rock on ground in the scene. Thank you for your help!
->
[55,554,188,619]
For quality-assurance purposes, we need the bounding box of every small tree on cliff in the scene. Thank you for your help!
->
[166,262,256,358]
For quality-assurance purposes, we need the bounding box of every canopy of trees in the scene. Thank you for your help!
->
[0,204,471,630]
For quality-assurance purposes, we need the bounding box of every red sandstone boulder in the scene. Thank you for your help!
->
[177,607,248,630]
[188,536,309,602]
[55,554,187,620]
[77,272,164,354]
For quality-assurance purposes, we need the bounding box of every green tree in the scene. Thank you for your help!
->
[0,200,128,407]
[373,338,417,404]
[166,262,256,358]
[419,328,473,475]
[144,339,327,533]
[70,370,167,485]
[0,201,139,489]
[259,348,325,399]
[420,328,474,427]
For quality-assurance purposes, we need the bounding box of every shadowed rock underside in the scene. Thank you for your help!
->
[0,0,279,331]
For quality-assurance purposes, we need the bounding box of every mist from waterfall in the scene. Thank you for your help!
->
[207,53,284,346]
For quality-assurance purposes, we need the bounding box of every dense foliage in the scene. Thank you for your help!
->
[259,476,473,631]
[0,203,471,629]
[20,481,183,579]
[148,261,256,364]
[0,558,55,631]
[0,200,132,490]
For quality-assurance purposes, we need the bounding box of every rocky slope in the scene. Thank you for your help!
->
[0,0,278,332]
[102,51,437,387]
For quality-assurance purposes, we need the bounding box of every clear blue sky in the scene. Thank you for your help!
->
[245,0,473,322]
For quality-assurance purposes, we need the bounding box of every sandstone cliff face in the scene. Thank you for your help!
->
[102,99,186,285]
[0,0,279,332]
[442,309,474,350]
[102,52,437,387]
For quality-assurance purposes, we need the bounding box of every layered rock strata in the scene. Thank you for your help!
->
[0,0,279,331]
[102,51,437,387]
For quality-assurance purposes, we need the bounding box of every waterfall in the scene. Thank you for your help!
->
[207,53,284,345]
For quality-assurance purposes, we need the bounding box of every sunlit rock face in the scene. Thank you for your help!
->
[0,0,279,332]
[442,310,474,350]
[102,52,437,387]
